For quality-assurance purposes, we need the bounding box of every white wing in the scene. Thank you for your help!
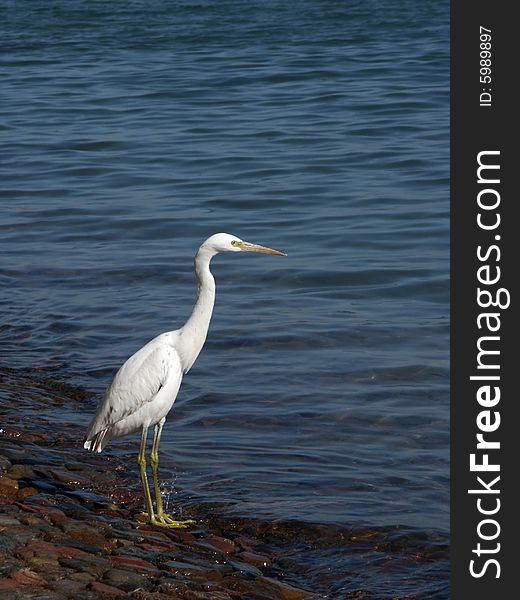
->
[84,334,182,451]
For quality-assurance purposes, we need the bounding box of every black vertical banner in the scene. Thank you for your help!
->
[451,1,517,597]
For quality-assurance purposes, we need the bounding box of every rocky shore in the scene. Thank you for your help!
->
[0,430,317,600]
[0,367,319,600]
[0,367,449,599]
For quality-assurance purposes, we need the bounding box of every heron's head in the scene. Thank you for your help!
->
[203,233,286,256]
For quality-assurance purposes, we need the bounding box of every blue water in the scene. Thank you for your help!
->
[1,1,449,596]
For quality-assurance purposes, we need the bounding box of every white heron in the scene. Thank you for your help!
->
[84,233,286,528]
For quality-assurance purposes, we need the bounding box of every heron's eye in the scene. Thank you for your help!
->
[231,240,240,247]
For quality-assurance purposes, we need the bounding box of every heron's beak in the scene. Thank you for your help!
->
[238,241,287,256]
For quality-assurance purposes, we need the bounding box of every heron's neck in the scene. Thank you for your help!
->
[178,247,216,372]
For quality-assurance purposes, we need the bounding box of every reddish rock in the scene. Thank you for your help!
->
[10,568,46,586]
[90,581,127,596]
[110,488,141,505]
[203,568,224,582]
[48,468,90,487]
[109,555,160,574]
[13,547,34,561]
[219,578,257,597]
[188,591,232,600]
[16,487,39,500]
[70,572,96,583]
[0,578,19,590]
[103,568,155,592]
[134,512,150,524]
[133,591,185,600]
[163,560,206,576]
[166,529,197,543]
[234,535,260,551]
[0,514,20,527]
[254,576,312,600]
[27,556,60,570]
[240,551,272,568]
[62,522,116,552]
[204,534,235,554]
[14,502,68,525]
[28,538,89,558]
[8,465,35,479]
[48,578,90,596]
[137,540,179,553]
[0,475,19,498]
[139,530,173,543]
[18,513,47,527]
[96,508,128,519]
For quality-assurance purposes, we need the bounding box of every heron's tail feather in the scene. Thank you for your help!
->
[83,428,111,453]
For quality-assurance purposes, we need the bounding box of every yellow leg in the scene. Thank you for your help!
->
[148,418,194,529]
[150,419,166,516]
[137,425,155,521]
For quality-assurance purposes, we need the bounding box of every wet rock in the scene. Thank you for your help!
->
[61,521,116,553]
[16,487,39,500]
[15,502,68,525]
[107,527,147,544]
[0,456,12,472]
[163,528,197,543]
[0,578,19,591]
[111,544,156,560]
[132,591,183,600]
[137,540,179,554]
[234,535,261,551]
[0,447,27,462]
[240,551,273,568]
[48,468,91,487]
[109,554,161,575]
[254,576,312,600]
[58,537,106,556]
[203,534,235,554]
[65,460,96,472]
[0,530,22,554]
[8,464,35,479]
[21,477,58,494]
[58,554,112,577]
[226,558,263,577]
[219,577,263,598]
[162,560,214,577]
[10,567,46,586]
[70,571,96,584]
[0,557,23,578]
[47,577,89,596]
[0,475,19,498]
[29,491,83,513]
[0,514,20,527]
[27,538,89,558]
[27,555,61,571]
[138,530,177,545]
[89,580,127,596]
[185,591,232,600]
[187,541,227,562]
[13,545,34,562]
[156,580,192,597]
[102,567,155,592]
[18,511,47,526]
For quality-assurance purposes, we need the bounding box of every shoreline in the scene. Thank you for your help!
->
[0,426,316,600]
[0,367,449,599]
[0,366,317,599]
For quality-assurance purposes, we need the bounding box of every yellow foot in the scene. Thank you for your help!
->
[138,512,195,529]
